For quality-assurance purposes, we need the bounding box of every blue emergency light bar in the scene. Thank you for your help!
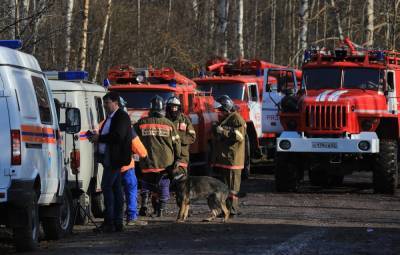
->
[58,71,88,81]
[0,40,22,49]
[169,79,177,88]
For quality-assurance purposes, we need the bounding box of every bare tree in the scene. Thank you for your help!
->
[252,0,258,58]
[392,0,400,49]
[64,0,74,71]
[137,0,141,66]
[365,0,374,47]
[270,0,276,63]
[93,0,112,82]
[216,0,229,57]
[299,0,309,65]
[330,0,343,40]
[78,0,90,71]
[237,0,244,58]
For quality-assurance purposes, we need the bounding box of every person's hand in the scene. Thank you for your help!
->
[88,131,99,143]
[215,125,224,134]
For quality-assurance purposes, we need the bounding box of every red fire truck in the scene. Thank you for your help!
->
[270,38,400,194]
[107,65,217,173]
[194,58,301,165]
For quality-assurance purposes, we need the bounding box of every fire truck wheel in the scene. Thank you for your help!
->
[13,191,40,252]
[373,139,399,194]
[275,153,301,192]
[42,188,74,240]
[91,192,105,218]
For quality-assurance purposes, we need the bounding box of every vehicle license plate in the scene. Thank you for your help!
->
[312,142,338,149]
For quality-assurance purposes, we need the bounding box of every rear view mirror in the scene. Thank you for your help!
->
[65,108,81,134]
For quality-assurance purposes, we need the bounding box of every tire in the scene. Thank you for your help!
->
[42,188,73,240]
[275,153,301,192]
[373,139,398,194]
[13,192,40,252]
[91,192,105,218]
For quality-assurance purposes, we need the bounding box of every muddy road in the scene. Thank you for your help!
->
[1,171,400,254]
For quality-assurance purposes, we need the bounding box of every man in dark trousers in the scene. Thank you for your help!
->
[212,95,246,217]
[89,91,132,232]
[136,95,181,217]
[165,96,196,175]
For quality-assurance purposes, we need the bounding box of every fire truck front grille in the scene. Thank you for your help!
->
[305,105,347,130]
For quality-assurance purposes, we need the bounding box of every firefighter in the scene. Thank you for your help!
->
[165,96,196,175]
[212,95,246,217]
[136,95,181,217]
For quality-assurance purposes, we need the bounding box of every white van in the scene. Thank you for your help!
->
[47,72,106,222]
[0,41,77,251]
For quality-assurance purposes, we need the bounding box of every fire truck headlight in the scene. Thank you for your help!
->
[136,75,144,83]
[358,141,370,151]
[279,140,291,150]
[287,119,298,131]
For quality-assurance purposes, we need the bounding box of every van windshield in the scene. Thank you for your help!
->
[196,82,244,100]
[118,91,175,109]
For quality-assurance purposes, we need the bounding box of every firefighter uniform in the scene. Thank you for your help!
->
[212,111,246,215]
[170,113,196,172]
[135,110,181,217]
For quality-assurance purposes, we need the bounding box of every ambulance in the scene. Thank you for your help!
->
[47,71,106,222]
[0,41,78,251]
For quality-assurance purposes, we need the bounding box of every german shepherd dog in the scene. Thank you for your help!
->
[171,171,230,223]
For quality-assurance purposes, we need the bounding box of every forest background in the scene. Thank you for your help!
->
[0,0,395,81]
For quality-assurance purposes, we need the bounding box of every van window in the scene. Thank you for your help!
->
[13,70,37,119]
[95,97,105,122]
[32,76,52,124]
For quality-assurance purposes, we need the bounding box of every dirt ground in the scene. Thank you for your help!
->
[1,170,400,255]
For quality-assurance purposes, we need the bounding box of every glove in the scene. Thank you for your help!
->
[216,126,224,134]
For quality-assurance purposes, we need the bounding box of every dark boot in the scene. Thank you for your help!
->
[139,193,149,216]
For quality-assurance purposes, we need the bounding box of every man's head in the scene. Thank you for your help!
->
[214,95,235,117]
[166,96,181,120]
[103,92,120,115]
[150,95,164,113]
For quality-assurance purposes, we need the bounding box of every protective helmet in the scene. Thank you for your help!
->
[150,95,164,112]
[166,96,181,119]
[215,95,235,112]
[166,96,181,107]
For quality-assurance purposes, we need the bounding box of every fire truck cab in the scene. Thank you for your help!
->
[195,58,296,163]
[272,38,400,194]
[107,65,216,173]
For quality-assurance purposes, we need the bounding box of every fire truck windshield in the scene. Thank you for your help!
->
[303,68,341,89]
[303,68,382,90]
[196,83,244,100]
[343,68,382,90]
[119,91,174,109]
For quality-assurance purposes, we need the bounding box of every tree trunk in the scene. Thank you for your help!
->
[216,0,229,58]
[253,0,258,58]
[92,0,112,82]
[208,0,215,55]
[78,0,90,71]
[392,0,400,49]
[192,0,199,21]
[237,0,244,58]
[270,0,276,63]
[330,0,344,40]
[323,0,327,45]
[365,0,374,47]
[9,0,16,39]
[64,0,74,71]
[137,0,140,66]
[15,0,20,39]
[299,0,309,65]
[347,0,352,38]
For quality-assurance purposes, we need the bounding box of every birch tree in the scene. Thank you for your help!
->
[137,0,141,66]
[64,0,74,70]
[216,0,229,58]
[330,0,343,40]
[93,0,112,82]
[78,0,90,70]
[270,0,276,63]
[365,0,374,47]
[237,0,244,58]
[299,0,309,65]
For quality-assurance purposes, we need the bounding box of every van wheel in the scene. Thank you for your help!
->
[91,192,105,218]
[373,139,398,194]
[13,192,40,252]
[42,188,73,240]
